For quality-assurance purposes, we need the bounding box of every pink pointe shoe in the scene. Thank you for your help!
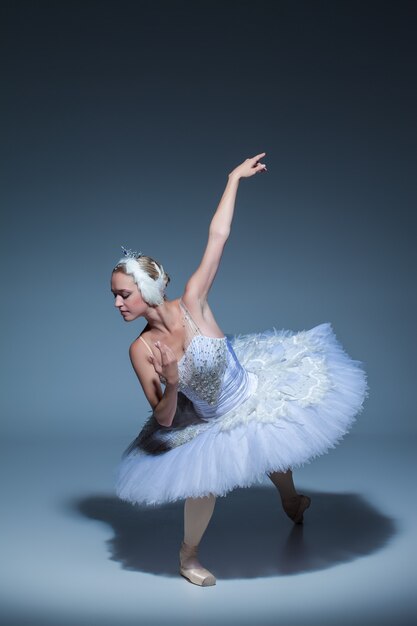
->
[179,541,216,586]
[282,494,311,524]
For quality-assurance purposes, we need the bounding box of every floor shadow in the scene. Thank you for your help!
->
[68,486,397,579]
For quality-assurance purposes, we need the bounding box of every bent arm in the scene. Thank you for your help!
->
[153,381,178,427]
[129,341,178,428]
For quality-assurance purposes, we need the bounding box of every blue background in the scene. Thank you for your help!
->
[1,3,417,626]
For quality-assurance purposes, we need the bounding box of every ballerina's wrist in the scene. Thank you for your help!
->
[165,378,179,388]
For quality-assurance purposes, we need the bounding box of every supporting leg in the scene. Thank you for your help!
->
[267,469,311,524]
[180,493,217,586]
[184,493,216,546]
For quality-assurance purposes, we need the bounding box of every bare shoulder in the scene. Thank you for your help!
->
[181,290,225,338]
[131,327,154,353]
[129,328,151,360]
[129,334,152,378]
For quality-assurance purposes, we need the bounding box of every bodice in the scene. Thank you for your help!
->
[166,299,258,420]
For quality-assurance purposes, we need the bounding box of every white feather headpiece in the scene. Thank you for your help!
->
[114,246,166,306]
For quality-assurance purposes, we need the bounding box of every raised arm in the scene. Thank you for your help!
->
[184,152,267,307]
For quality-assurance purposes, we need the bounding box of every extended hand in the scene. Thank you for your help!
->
[148,341,179,385]
[229,152,267,179]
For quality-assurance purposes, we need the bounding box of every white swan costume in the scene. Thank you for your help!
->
[115,299,369,506]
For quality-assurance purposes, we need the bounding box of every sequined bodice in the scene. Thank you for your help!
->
[172,299,258,420]
[178,333,228,404]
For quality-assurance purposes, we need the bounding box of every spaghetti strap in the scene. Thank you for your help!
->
[139,335,154,356]
[179,297,202,335]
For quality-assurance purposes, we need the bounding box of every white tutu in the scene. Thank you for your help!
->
[114,319,369,506]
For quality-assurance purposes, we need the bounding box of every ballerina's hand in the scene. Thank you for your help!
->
[148,341,179,385]
[229,152,267,179]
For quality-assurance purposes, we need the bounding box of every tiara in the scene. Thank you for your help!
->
[121,245,143,258]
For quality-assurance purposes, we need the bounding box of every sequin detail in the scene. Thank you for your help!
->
[157,301,228,401]
[174,299,228,405]
[178,335,228,405]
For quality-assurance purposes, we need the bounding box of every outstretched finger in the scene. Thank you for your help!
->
[148,354,161,373]
[154,341,165,357]
[252,152,266,162]
[155,341,174,366]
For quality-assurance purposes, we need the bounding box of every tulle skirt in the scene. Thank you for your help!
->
[114,322,369,506]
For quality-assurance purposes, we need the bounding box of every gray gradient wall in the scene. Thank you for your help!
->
[1,0,416,441]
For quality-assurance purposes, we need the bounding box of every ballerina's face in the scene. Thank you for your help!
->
[111,271,147,321]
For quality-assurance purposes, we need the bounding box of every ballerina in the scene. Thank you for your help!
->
[110,152,368,586]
